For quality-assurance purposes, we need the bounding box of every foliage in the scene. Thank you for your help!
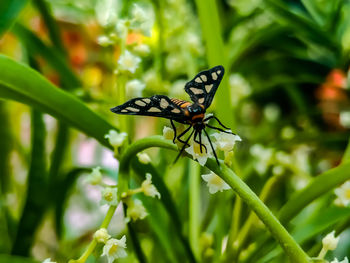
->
[0,0,350,262]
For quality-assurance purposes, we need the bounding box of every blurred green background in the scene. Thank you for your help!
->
[1,0,350,262]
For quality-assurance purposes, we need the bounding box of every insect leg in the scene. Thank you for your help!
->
[203,115,234,132]
[206,124,236,135]
[199,130,208,153]
[203,129,220,165]
[177,125,193,146]
[170,119,177,144]
[174,129,195,164]
[193,130,207,153]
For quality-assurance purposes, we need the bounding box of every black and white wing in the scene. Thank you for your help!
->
[184,65,224,109]
[110,95,187,123]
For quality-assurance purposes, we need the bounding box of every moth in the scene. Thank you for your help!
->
[111,65,234,165]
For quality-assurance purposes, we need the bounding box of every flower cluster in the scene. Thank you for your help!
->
[104,129,128,156]
[201,172,230,194]
[316,230,348,263]
[334,181,350,207]
[163,123,241,168]
[163,123,240,194]
[85,166,160,222]
[94,228,127,263]
[249,143,313,187]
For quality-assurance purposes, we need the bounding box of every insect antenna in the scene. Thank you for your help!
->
[203,129,220,165]
[173,128,195,164]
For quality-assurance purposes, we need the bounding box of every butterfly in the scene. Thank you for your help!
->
[111,65,234,165]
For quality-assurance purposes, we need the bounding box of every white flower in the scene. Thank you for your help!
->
[97,35,115,47]
[201,172,230,194]
[130,4,154,36]
[185,31,203,55]
[334,181,350,206]
[275,151,292,166]
[126,79,145,98]
[163,126,174,141]
[133,44,150,56]
[85,166,103,185]
[250,144,274,175]
[185,135,213,166]
[132,4,148,23]
[281,126,296,139]
[211,132,241,152]
[340,111,350,128]
[272,165,284,176]
[331,257,349,263]
[264,103,280,122]
[127,199,148,221]
[102,236,127,263]
[141,173,160,198]
[42,259,56,263]
[229,74,251,105]
[116,19,128,39]
[95,0,118,27]
[166,53,185,73]
[322,231,339,251]
[118,50,141,74]
[137,152,151,164]
[105,130,127,148]
[94,228,111,243]
[101,187,119,206]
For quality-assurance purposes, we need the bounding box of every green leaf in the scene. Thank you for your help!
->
[131,158,197,262]
[0,0,28,37]
[265,0,339,51]
[54,167,90,236]
[119,136,309,263]
[0,254,38,263]
[0,55,116,149]
[292,206,350,244]
[12,110,47,256]
[278,162,350,224]
[138,193,180,263]
[33,0,66,53]
[0,102,12,252]
[300,0,325,26]
[258,206,350,263]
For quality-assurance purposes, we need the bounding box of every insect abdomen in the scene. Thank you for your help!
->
[171,98,191,108]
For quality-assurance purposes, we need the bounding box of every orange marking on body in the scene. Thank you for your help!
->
[180,102,191,108]
[191,113,204,121]
[184,109,190,116]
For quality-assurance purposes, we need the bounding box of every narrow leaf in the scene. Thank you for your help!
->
[0,0,28,37]
[0,55,116,149]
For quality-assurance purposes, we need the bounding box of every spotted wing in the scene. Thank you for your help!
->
[184,65,224,109]
[110,95,187,123]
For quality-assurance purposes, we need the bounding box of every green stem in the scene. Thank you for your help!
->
[69,205,118,263]
[119,136,309,263]
[207,163,309,263]
[226,196,241,254]
[189,161,200,259]
[226,174,284,261]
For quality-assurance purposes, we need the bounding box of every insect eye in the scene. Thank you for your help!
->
[188,105,202,114]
